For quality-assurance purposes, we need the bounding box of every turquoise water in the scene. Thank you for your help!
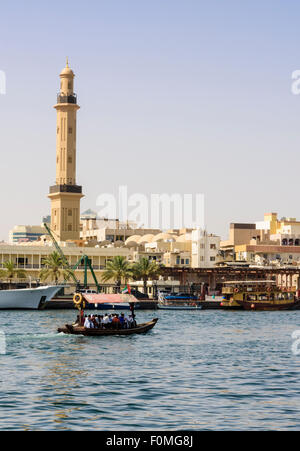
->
[0,309,300,431]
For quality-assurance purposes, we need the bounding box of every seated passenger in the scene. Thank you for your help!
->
[119,313,125,329]
[84,316,91,328]
[112,314,121,329]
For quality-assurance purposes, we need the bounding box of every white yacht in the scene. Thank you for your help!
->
[0,285,63,310]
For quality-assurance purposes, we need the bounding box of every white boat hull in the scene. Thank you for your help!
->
[0,286,62,310]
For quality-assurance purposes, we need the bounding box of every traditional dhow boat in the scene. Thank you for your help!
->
[58,292,159,337]
[221,280,300,311]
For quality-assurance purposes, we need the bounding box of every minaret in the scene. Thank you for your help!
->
[48,60,84,241]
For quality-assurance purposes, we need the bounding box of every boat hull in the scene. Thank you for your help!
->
[58,318,159,336]
[0,286,62,310]
[237,299,300,311]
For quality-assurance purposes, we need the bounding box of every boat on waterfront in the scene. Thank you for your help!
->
[58,292,159,337]
[0,285,63,310]
[157,292,202,310]
[58,318,158,336]
[221,280,300,311]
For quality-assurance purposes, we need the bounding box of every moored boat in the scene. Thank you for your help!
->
[220,280,300,311]
[0,285,63,310]
[157,292,202,310]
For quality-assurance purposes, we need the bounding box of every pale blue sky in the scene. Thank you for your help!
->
[1,0,300,240]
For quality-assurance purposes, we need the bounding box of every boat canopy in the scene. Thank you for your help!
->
[82,293,139,304]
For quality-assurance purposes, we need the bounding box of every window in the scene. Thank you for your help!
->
[68,127,72,134]
[68,224,72,231]
[68,157,72,164]
[68,210,72,216]
[186,259,189,265]
[210,244,216,250]
[210,257,216,262]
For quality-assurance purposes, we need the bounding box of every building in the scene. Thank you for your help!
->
[9,225,45,244]
[48,60,84,242]
[191,229,221,268]
[221,213,300,266]
[80,211,161,244]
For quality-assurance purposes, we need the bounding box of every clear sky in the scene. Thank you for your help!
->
[1,0,300,240]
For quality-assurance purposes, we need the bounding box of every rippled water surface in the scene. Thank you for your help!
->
[0,309,300,430]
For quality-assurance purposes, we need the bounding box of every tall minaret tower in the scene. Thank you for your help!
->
[48,60,84,241]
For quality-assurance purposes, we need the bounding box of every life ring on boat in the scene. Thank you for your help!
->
[73,293,83,307]
[267,287,272,292]
[251,304,255,310]
[234,288,239,293]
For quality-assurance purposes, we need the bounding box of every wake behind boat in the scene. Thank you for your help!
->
[0,285,63,310]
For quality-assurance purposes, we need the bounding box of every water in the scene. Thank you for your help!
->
[0,309,300,431]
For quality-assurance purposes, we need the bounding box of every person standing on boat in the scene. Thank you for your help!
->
[80,309,85,326]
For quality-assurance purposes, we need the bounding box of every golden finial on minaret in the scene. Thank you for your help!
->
[66,56,69,68]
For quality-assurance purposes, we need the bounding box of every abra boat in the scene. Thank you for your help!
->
[157,292,202,310]
[221,280,300,311]
[58,318,158,336]
[58,292,159,337]
[0,285,63,310]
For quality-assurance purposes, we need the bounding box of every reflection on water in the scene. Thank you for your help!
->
[0,309,300,430]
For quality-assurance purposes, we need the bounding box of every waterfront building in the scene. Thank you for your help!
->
[221,213,300,266]
[48,60,84,242]
[191,229,221,268]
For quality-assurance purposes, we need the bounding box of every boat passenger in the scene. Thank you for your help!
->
[84,316,91,328]
[119,313,125,329]
[112,314,121,330]
[102,314,109,329]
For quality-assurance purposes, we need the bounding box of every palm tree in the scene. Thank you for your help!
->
[39,252,74,284]
[102,256,133,291]
[0,261,26,287]
[132,257,162,296]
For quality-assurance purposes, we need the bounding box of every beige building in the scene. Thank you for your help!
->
[48,60,84,242]
[221,213,300,266]
[0,241,132,285]
[191,229,221,268]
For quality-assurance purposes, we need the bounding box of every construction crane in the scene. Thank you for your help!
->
[43,223,101,292]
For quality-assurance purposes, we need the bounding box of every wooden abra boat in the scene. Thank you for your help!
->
[221,280,300,311]
[58,292,158,337]
[58,318,158,336]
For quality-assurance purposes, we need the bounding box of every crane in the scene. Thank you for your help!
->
[43,223,101,292]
